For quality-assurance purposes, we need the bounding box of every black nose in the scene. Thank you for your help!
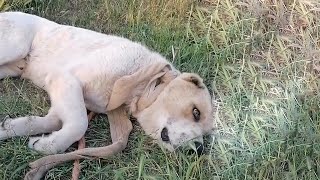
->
[161,127,170,142]
[194,141,204,155]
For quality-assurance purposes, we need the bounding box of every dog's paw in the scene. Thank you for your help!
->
[0,115,11,128]
[28,135,59,154]
[0,115,12,140]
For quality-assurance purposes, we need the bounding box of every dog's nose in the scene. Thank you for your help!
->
[194,141,204,155]
[161,127,170,142]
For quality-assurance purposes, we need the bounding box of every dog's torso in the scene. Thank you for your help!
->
[1,12,173,113]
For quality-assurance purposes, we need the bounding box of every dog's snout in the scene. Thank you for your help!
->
[194,141,204,155]
[161,127,170,142]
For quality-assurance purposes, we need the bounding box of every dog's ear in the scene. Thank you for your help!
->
[130,69,178,114]
[106,63,176,111]
[180,73,205,88]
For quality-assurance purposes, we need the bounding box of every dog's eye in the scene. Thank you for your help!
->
[192,107,200,122]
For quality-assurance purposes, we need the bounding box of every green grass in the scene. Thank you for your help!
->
[1,0,320,179]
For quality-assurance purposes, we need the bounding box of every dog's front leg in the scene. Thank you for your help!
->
[108,106,133,145]
[24,106,133,180]
[28,74,88,154]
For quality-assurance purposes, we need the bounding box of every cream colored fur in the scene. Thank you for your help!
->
[0,12,214,157]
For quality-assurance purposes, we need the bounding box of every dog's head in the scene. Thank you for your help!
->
[107,62,214,154]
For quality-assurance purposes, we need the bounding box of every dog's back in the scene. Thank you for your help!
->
[0,12,169,82]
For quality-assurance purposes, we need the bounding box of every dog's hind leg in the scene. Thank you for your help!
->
[0,12,35,66]
[0,59,26,79]
[0,109,61,140]
[27,74,88,154]
[0,12,36,79]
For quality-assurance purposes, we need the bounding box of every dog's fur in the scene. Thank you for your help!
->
[0,12,214,155]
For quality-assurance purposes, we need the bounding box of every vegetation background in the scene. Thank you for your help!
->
[0,0,319,179]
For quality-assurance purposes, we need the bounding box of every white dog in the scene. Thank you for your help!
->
[0,12,214,156]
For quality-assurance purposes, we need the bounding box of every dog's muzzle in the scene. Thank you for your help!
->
[161,127,204,155]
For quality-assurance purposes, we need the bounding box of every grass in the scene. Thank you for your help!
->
[1,0,320,179]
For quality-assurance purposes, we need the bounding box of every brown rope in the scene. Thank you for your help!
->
[71,112,95,180]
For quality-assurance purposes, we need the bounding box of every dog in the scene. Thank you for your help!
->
[0,12,214,157]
